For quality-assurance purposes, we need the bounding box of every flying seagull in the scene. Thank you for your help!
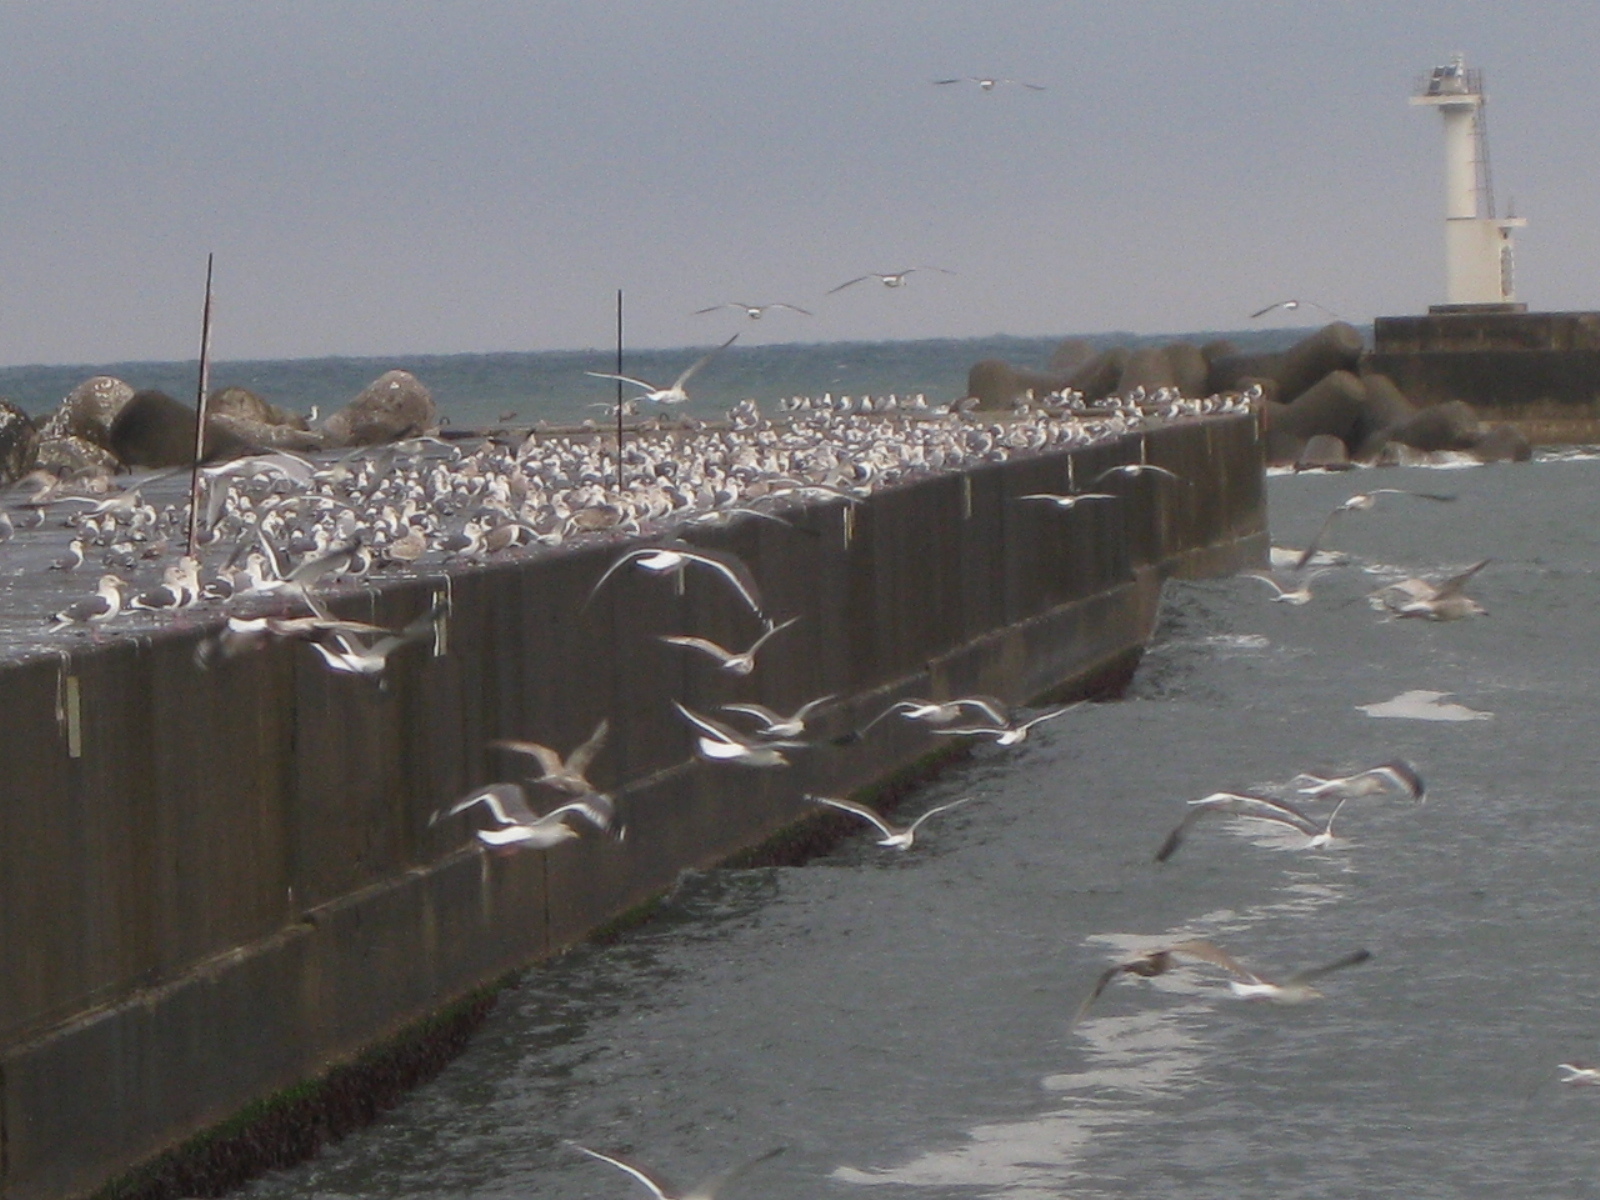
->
[1155,792,1344,863]
[585,333,739,405]
[1019,491,1118,510]
[693,302,812,319]
[1249,298,1344,321]
[658,617,799,676]
[1161,940,1371,1003]
[933,76,1047,91]
[567,1142,786,1200]
[1293,489,1458,570]
[588,541,765,617]
[827,267,955,294]
[806,793,975,850]
[1093,463,1182,486]
[835,695,1012,745]
[1242,568,1328,606]
[1293,759,1425,802]
[928,702,1081,746]
[674,702,804,768]
[431,782,615,850]
[489,717,610,795]
[1392,559,1490,621]
[719,694,835,740]
[1371,559,1489,618]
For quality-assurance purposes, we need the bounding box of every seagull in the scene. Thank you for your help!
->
[50,574,125,631]
[658,617,799,676]
[1293,489,1458,570]
[431,782,615,850]
[1242,568,1327,605]
[928,702,1081,746]
[1093,463,1182,486]
[1371,559,1489,617]
[693,302,812,319]
[584,333,739,405]
[1019,492,1118,510]
[1070,946,1190,1028]
[589,542,765,617]
[1155,792,1343,863]
[718,694,835,740]
[1248,298,1344,321]
[305,597,444,678]
[833,695,1012,744]
[806,793,974,850]
[1557,1063,1600,1087]
[49,539,85,571]
[1293,759,1425,802]
[1160,940,1371,1003]
[567,1142,785,1200]
[826,267,955,295]
[932,76,1046,91]
[1392,560,1489,621]
[674,702,804,768]
[489,717,610,795]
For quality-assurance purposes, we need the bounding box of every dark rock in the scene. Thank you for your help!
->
[1389,400,1481,452]
[1200,339,1240,364]
[965,360,1068,410]
[1260,401,1303,466]
[323,370,438,448]
[1355,370,1417,433]
[0,400,39,484]
[1272,370,1367,444]
[1116,347,1177,396]
[1470,423,1533,463]
[1048,338,1095,375]
[35,435,121,478]
[38,376,135,448]
[1164,342,1209,397]
[1206,322,1364,402]
[207,410,326,454]
[1296,433,1353,470]
[109,389,255,468]
[1067,347,1129,402]
[209,386,309,430]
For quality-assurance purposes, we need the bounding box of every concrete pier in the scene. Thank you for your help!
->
[0,415,1264,1200]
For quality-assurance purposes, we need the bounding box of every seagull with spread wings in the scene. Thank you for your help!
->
[585,333,738,405]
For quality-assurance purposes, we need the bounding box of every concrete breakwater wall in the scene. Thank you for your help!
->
[0,415,1264,1200]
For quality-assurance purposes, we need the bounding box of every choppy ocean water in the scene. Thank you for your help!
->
[0,328,1314,429]
[233,454,1600,1199]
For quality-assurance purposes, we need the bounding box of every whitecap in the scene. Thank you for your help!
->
[1356,689,1492,721]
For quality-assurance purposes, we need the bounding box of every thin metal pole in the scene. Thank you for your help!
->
[185,253,216,558]
[615,288,624,494]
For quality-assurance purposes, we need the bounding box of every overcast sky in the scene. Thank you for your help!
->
[0,1,1595,366]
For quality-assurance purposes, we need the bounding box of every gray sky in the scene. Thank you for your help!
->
[0,1,1595,366]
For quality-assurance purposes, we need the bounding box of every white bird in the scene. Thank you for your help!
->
[1293,759,1425,802]
[928,702,1081,746]
[50,574,125,631]
[693,302,812,319]
[489,717,610,795]
[718,694,835,740]
[658,617,799,676]
[826,267,955,294]
[806,793,974,850]
[1294,489,1458,570]
[567,1142,785,1200]
[1166,940,1371,1003]
[306,598,443,678]
[589,542,765,617]
[1370,559,1489,619]
[1155,792,1343,863]
[932,76,1046,91]
[838,695,1011,745]
[674,702,803,768]
[1557,1063,1600,1087]
[431,782,615,850]
[1093,463,1182,486]
[1019,491,1118,510]
[1242,568,1327,605]
[585,334,739,405]
[1248,298,1344,321]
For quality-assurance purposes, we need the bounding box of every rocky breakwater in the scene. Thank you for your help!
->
[0,369,440,485]
[969,323,1533,467]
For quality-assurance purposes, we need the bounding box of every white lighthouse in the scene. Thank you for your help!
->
[1411,55,1526,310]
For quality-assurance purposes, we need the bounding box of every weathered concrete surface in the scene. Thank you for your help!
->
[1370,310,1600,442]
[0,416,1265,1200]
